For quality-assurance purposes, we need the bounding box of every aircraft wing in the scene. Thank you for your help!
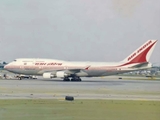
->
[60,65,90,74]
[130,62,150,68]
[40,65,90,75]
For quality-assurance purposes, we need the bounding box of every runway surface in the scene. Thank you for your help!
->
[0,78,160,101]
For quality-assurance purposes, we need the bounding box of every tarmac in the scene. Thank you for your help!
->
[0,77,160,101]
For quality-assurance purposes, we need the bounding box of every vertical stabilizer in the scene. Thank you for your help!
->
[122,40,158,64]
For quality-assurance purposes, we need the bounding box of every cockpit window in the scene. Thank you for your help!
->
[13,60,17,62]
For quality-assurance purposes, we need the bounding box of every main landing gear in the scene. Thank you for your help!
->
[63,76,82,82]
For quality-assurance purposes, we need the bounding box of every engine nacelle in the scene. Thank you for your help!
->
[43,73,54,78]
[56,71,67,78]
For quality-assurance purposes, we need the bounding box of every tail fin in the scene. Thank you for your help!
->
[122,40,158,64]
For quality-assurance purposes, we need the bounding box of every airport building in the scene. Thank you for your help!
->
[0,61,7,69]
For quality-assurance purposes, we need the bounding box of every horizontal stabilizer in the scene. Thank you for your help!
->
[130,62,149,68]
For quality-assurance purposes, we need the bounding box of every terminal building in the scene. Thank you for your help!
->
[0,61,7,70]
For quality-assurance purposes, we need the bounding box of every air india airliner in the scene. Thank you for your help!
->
[4,40,158,81]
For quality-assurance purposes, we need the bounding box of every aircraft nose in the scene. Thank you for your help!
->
[4,65,7,69]
[4,64,9,70]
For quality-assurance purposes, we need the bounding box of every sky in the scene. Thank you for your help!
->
[0,0,160,64]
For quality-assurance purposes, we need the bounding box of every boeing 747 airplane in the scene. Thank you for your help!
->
[4,40,158,81]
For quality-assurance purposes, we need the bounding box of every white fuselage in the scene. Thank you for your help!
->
[4,58,149,77]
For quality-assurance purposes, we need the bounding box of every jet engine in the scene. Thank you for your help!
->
[56,71,68,78]
[43,73,54,78]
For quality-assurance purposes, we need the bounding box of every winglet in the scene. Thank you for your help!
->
[85,66,90,70]
[122,40,158,64]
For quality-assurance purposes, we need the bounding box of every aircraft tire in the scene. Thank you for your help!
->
[71,77,81,82]
[63,77,70,81]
